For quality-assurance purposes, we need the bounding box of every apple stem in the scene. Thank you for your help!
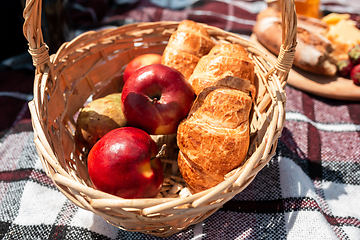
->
[151,97,158,105]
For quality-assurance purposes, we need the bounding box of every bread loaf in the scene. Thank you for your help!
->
[253,7,337,76]
[177,77,253,193]
[188,43,256,96]
[161,20,215,80]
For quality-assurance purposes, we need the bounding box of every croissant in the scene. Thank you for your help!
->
[177,77,253,193]
[188,43,256,96]
[161,20,215,80]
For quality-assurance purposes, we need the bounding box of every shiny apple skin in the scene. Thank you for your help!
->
[123,54,162,83]
[87,127,163,199]
[121,64,195,135]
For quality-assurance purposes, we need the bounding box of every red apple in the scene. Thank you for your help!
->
[121,64,195,135]
[123,53,162,83]
[87,127,163,199]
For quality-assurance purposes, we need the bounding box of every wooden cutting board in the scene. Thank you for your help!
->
[251,34,360,101]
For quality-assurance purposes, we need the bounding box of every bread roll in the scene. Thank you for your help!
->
[161,20,215,80]
[177,77,252,193]
[253,7,337,76]
[188,43,255,96]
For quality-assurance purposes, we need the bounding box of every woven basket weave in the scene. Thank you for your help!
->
[23,0,297,237]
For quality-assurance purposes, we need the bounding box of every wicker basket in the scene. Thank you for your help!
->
[23,0,297,237]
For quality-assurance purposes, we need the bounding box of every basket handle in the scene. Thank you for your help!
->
[23,0,50,73]
[274,0,297,76]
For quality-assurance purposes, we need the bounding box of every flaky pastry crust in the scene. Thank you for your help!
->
[177,77,252,193]
[162,20,215,80]
[188,43,255,95]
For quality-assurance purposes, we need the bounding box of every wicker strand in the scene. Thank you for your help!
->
[274,45,296,73]
[28,43,50,67]
[264,44,296,82]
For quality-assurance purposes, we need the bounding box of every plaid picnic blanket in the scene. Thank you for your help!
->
[1,86,359,240]
[1,0,360,239]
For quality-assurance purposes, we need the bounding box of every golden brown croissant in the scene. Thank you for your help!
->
[161,20,215,80]
[177,77,253,193]
[188,43,255,96]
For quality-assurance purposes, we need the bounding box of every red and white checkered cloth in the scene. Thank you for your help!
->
[1,0,360,239]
